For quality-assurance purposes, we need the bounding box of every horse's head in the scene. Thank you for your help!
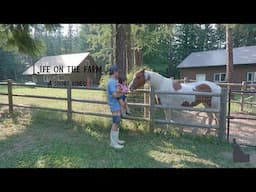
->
[128,68,149,91]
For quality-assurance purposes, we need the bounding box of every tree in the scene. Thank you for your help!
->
[125,24,132,73]
[0,24,60,56]
[0,24,60,81]
[0,50,26,81]
[79,24,90,52]
[115,24,132,77]
[214,24,226,48]
[226,25,234,87]
[131,24,173,76]
[116,24,126,78]
[169,24,198,78]
[169,24,227,78]
[79,24,112,66]
[110,24,115,65]
[232,24,256,47]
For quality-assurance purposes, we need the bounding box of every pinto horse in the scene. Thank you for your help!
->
[128,69,221,134]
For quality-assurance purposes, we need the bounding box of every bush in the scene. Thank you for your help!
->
[99,73,109,88]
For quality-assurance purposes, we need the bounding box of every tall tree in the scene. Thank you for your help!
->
[125,24,132,73]
[214,24,226,48]
[131,24,173,76]
[0,24,59,56]
[0,50,25,81]
[79,24,90,52]
[232,24,256,47]
[63,24,74,53]
[79,24,112,67]
[226,24,234,87]
[116,24,126,78]
[111,24,115,65]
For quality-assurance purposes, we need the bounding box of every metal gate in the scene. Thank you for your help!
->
[227,88,256,147]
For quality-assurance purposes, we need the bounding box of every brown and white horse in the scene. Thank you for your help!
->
[128,69,221,134]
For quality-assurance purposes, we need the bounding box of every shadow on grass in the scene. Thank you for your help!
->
[1,107,253,168]
[0,108,170,168]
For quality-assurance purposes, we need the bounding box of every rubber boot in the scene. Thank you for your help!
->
[110,130,124,149]
[117,129,125,144]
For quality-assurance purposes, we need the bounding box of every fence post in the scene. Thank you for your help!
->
[240,81,246,112]
[144,83,149,118]
[219,88,227,140]
[67,80,72,122]
[149,86,155,132]
[7,79,13,114]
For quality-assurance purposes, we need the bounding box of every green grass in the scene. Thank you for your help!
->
[0,107,255,168]
[0,85,147,118]
[0,85,109,114]
[0,85,256,167]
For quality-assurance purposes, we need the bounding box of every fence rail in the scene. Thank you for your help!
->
[0,80,227,139]
[154,104,220,113]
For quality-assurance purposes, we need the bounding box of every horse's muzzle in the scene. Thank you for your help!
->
[128,82,135,92]
[128,86,134,92]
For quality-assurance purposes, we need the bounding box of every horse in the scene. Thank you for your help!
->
[128,69,221,134]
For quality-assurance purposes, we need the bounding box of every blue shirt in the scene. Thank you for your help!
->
[107,77,121,112]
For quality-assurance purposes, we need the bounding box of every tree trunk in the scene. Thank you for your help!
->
[116,24,126,78]
[226,25,233,90]
[125,24,132,73]
[111,24,115,65]
[134,48,143,66]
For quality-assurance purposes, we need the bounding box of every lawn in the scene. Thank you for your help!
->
[0,85,255,168]
[0,85,110,114]
[0,107,255,168]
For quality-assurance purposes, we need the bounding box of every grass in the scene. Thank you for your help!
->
[0,85,256,168]
[0,108,255,168]
[0,85,148,118]
[0,85,109,114]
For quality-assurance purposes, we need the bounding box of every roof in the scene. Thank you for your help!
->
[22,52,90,75]
[177,45,256,68]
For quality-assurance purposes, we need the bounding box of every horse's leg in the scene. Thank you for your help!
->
[205,106,219,136]
[213,112,219,125]
[175,110,184,133]
[204,112,213,135]
[191,110,200,135]
[213,112,219,136]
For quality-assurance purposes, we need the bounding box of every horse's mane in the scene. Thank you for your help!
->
[146,70,170,81]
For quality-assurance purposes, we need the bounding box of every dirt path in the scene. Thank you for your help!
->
[170,111,256,146]
[228,113,256,146]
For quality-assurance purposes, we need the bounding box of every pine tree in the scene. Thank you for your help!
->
[116,24,126,78]
[0,24,59,56]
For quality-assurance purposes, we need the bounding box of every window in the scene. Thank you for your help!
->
[196,74,206,81]
[214,73,226,82]
[220,73,226,82]
[246,72,256,83]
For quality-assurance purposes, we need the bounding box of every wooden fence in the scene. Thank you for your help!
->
[0,80,227,140]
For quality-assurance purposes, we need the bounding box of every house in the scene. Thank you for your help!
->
[177,45,256,86]
[22,52,102,87]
